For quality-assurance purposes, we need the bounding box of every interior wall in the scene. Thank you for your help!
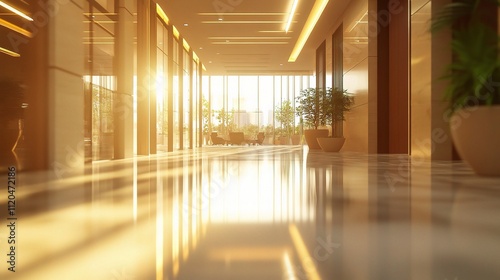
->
[410,0,432,158]
[322,0,370,152]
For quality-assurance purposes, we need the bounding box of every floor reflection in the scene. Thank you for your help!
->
[2,146,500,279]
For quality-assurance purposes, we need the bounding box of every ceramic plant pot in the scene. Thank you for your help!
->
[317,137,345,152]
[304,129,329,149]
[450,106,500,176]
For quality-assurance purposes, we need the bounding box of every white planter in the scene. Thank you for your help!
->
[304,129,329,149]
[450,106,500,176]
[317,137,345,152]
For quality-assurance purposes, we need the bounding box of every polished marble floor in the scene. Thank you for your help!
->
[2,146,500,280]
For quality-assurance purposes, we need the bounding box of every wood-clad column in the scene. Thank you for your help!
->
[375,0,409,154]
[332,24,343,138]
[316,40,327,91]
[18,3,49,170]
[149,0,157,154]
[189,50,194,149]
[114,0,135,159]
[167,25,174,152]
[47,0,85,173]
[178,37,184,150]
[137,0,151,155]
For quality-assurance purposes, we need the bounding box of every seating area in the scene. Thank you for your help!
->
[210,132,265,146]
[229,132,245,145]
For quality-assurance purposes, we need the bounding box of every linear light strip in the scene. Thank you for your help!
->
[0,46,20,57]
[289,224,321,280]
[212,42,288,45]
[198,12,288,16]
[172,25,180,40]
[0,18,32,37]
[183,39,190,52]
[285,0,299,33]
[288,0,329,62]
[156,3,169,25]
[208,37,291,40]
[202,21,289,24]
[0,1,33,21]
[259,30,294,33]
[156,4,199,66]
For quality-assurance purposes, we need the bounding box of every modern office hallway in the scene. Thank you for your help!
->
[2,146,500,280]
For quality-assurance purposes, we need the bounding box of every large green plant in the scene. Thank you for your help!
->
[202,97,210,134]
[323,88,354,137]
[215,109,236,135]
[241,124,259,137]
[275,100,295,137]
[295,88,327,129]
[432,0,500,113]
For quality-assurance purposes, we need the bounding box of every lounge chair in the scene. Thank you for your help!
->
[256,132,265,145]
[229,132,245,145]
[210,132,226,145]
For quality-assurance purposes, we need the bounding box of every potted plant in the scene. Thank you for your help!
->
[202,97,211,145]
[295,87,328,149]
[432,0,500,176]
[214,108,235,137]
[275,100,295,145]
[0,78,26,165]
[317,88,354,152]
[291,124,302,145]
[262,124,274,145]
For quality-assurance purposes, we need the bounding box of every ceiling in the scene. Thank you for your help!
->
[159,0,350,76]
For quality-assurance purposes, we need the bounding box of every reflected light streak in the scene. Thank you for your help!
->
[172,185,180,272]
[289,224,321,280]
[183,181,190,261]
[133,159,138,222]
[283,251,297,280]
[156,170,164,280]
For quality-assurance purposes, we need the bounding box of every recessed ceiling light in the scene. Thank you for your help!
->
[280,63,284,66]
[209,61,213,63]
[183,23,189,27]
[218,18,223,21]
[199,47,203,50]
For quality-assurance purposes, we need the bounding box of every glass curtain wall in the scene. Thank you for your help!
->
[239,76,258,137]
[193,59,200,147]
[84,1,116,160]
[172,39,180,150]
[204,75,315,145]
[209,76,224,136]
[183,49,191,149]
[157,19,169,152]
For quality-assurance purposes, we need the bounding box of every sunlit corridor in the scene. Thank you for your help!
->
[3,146,500,279]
